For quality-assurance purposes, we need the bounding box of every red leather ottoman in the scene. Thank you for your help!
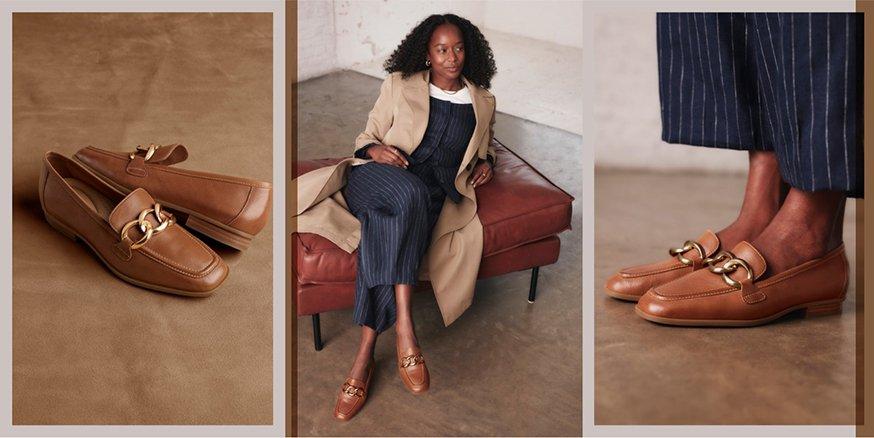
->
[293,139,574,350]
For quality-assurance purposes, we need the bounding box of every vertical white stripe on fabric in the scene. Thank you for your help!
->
[687,14,695,143]
[694,14,706,141]
[667,15,674,140]
[843,14,850,190]
[678,14,685,141]
[715,15,729,145]
[703,14,718,140]
[730,14,742,145]
[825,13,832,186]
[744,15,756,146]
[658,16,663,117]
[753,16,779,150]
[777,14,798,182]
[759,15,789,152]
[809,13,816,187]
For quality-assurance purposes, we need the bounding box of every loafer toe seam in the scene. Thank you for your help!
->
[621,263,687,277]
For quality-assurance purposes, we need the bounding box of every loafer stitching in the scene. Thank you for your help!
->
[651,248,845,300]
[85,147,271,188]
[139,228,222,277]
[621,262,687,277]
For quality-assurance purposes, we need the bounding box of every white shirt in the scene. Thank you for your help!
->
[429,83,472,104]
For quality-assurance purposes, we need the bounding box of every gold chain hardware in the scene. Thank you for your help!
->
[668,240,706,266]
[119,203,174,250]
[342,382,365,397]
[129,143,160,161]
[706,251,753,289]
[400,353,425,368]
[703,250,733,268]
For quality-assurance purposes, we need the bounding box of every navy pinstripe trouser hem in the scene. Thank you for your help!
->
[657,12,863,198]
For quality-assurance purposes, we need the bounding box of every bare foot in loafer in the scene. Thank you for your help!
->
[750,188,846,279]
[605,152,786,302]
[334,358,374,421]
[713,150,787,251]
[395,284,429,393]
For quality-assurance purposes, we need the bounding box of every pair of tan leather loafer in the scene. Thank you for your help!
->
[605,230,849,326]
[333,345,430,421]
[39,144,271,297]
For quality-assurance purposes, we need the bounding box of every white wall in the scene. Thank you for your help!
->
[482,1,583,49]
[593,10,747,172]
[297,1,337,80]
[333,1,486,69]
[298,0,583,80]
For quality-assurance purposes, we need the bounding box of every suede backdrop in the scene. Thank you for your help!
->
[12,13,273,425]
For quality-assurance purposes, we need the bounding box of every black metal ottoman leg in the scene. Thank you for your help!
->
[312,314,323,351]
[528,266,540,303]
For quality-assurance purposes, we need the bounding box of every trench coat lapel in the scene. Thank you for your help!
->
[401,71,430,150]
[459,76,492,175]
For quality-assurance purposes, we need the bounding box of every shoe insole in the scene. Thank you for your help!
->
[64,177,115,221]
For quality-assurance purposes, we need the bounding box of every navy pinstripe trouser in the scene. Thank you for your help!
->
[657,13,863,197]
[343,162,445,333]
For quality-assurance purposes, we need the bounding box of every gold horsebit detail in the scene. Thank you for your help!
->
[342,382,365,397]
[119,203,175,250]
[668,240,706,266]
[400,353,425,368]
[129,143,162,161]
[704,250,753,289]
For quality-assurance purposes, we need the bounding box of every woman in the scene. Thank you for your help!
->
[605,13,861,325]
[293,14,497,420]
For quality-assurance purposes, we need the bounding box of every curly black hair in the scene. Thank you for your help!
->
[383,14,497,89]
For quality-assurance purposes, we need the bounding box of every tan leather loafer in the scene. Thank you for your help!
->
[40,152,229,296]
[74,143,271,250]
[635,241,848,326]
[333,360,374,421]
[605,230,721,301]
[397,346,429,394]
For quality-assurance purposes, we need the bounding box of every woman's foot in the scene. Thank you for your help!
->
[334,358,374,421]
[716,151,786,249]
[347,326,377,382]
[395,313,429,393]
[750,188,846,278]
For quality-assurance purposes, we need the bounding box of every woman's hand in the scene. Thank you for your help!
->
[367,144,409,169]
[468,159,494,188]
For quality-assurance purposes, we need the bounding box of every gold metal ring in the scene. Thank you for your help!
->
[720,258,753,289]
[668,240,706,266]
[118,202,173,251]
[704,250,733,268]
[121,219,154,250]
[129,143,159,161]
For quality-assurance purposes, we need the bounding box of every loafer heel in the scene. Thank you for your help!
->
[803,301,843,318]
[186,214,253,250]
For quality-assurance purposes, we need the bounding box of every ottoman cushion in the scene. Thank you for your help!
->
[293,139,573,299]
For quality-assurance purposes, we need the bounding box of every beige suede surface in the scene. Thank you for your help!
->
[12,13,273,425]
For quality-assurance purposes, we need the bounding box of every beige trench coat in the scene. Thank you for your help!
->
[293,70,497,326]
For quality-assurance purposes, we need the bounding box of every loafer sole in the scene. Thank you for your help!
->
[634,298,844,327]
[604,287,642,302]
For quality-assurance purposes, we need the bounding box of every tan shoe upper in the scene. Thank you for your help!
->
[40,152,228,295]
[74,144,271,243]
[636,241,849,325]
[605,230,721,301]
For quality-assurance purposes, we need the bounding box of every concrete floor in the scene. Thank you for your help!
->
[595,168,856,425]
[294,70,582,436]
